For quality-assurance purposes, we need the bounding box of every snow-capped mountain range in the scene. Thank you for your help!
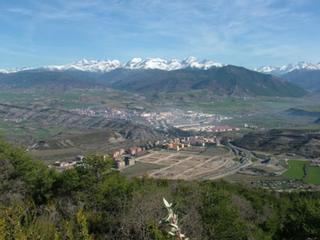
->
[2,58,319,76]
[0,57,224,74]
[255,61,320,75]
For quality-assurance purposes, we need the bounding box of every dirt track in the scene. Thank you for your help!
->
[135,146,241,180]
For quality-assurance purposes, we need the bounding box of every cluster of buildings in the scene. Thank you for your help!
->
[50,155,85,171]
[310,159,320,167]
[71,107,140,121]
[71,108,96,117]
[112,146,147,169]
[69,107,237,133]
[243,123,258,129]
[140,110,232,130]
[112,135,220,169]
[3,118,23,123]
[163,136,219,151]
[207,125,240,133]
[177,124,240,132]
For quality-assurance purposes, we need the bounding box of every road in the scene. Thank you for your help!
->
[199,142,253,180]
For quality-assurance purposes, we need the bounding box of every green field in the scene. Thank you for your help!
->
[122,161,163,178]
[199,145,229,156]
[304,166,320,184]
[283,160,306,180]
[283,160,320,184]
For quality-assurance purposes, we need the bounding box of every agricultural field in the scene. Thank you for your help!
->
[155,94,314,114]
[0,88,148,109]
[283,160,320,184]
[149,93,320,129]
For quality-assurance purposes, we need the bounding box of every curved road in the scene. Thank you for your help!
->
[200,142,253,180]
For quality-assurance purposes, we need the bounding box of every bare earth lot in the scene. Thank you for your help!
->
[128,146,240,180]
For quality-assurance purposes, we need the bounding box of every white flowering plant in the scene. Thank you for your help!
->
[160,198,189,240]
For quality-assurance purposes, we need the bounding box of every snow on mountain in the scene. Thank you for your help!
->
[200,59,224,69]
[125,57,174,70]
[124,57,224,71]
[255,61,320,75]
[2,59,319,75]
[254,66,277,74]
[124,58,143,69]
[0,57,224,73]
[0,67,32,74]
[43,59,122,72]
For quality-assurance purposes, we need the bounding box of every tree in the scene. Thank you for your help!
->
[200,183,247,240]
[76,209,93,240]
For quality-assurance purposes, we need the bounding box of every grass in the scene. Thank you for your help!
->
[0,121,27,137]
[224,173,287,184]
[283,160,306,180]
[0,89,149,110]
[0,119,66,142]
[283,160,320,184]
[171,96,308,114]
[199,145,229,156]
[122,161,164,178]
[304,166,320,184]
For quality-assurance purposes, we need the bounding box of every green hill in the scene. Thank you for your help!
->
[105,66,306,97]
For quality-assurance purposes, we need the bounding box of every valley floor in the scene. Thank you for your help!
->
[0,88,320,191]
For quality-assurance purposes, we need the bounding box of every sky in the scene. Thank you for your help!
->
[0,0,319,68]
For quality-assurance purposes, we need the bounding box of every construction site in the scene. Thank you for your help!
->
[124,145,251,180]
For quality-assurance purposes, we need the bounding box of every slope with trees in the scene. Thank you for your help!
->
[1,140,320,239]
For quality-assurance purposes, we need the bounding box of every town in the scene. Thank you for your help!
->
[71,106,237,132]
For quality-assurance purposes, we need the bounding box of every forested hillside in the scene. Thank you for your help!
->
[1,139,320,239]
[283,69,320,92]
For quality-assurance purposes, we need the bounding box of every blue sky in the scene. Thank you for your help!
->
[0,0,319,68]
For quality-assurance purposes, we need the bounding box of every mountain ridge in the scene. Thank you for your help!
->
[3,59,320,76]
[255,61,320,75]
[282,69,320,92]
[0,65,307,97]
[255,62,320,92]
[0,56,224,73]
[100,65,306,97]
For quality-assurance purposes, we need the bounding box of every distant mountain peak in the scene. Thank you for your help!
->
[0,57,225,73]
[255,61,320,75]
[0,67,32,74]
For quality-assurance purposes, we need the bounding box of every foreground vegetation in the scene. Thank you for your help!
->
[1,140,320,239]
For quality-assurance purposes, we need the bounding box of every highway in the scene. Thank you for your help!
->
[200,141,253,180]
